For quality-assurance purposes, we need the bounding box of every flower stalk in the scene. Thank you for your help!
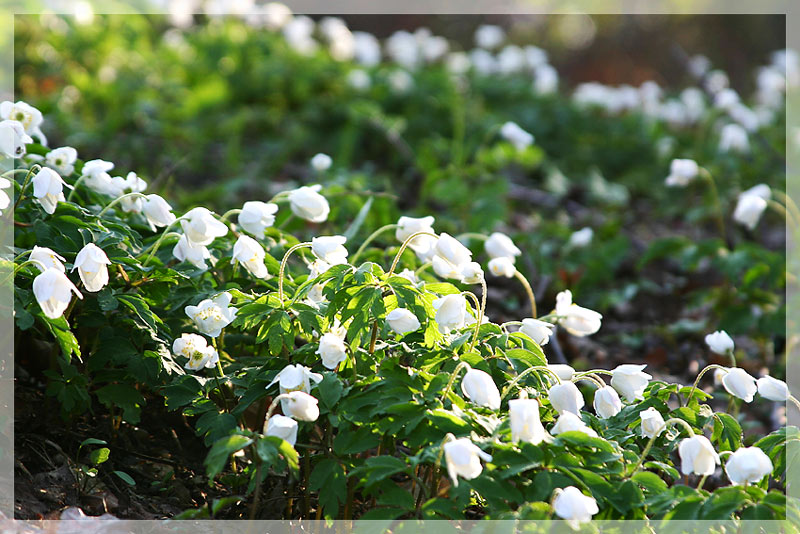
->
[628,417,696,477]
[277,242,312,306]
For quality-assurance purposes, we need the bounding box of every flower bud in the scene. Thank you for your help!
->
[31,167,66,214]
[611,364,651,402]
[432,294,467,334]
[395,216,436,257]
[665,158,699,187]
[443,438,492,487]
[757,375,789,401]
[288,184,329,222]
[311,235,348,265]
[266,414,299,446]
[72,243,111,292]
[593,386,622,419]
[705,330,734,354]
[519,318,554,346]
[484,232,520,259]
[721,368,757,402]
[238,201,278,237]
[555,290,602,337]
[509,398,546,444]
[639,407,666,438]
[385,308,421,335]
[142,194,176,231]
[725,447,773,485]
[553,486,599,524]
[232,235,269,278]
[548,364,575,381]
[32,268,83,319]
[679,435,720,476]
[316,332,348,370]
[551,412,597,437]
[282,391,320,421]
[548,381,584,415]
[461,367,501,410]
[310,153,332,171]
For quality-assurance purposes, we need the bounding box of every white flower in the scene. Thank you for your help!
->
[443,438,492,487]
[282,16,317,55]
[262,2,292,30]
[519,318,555,346]
[117,172,147,213]
[705,330,734,354]
[0,120,32,158]
[268,363,323,395]
[593,386,622,419]
[288,184,329,223]
[500,121,534,151]
[733,187,770,230]
[548,381,584,415]
[553,486,599,524]
[679,435,720,476]
[721,368,757,402]
[714,367,729,386]
[30,246,66,272]
[173,333,219,371]
[386,30,420,69]
[346,69,372,91]
[72,243,111,292]
[548,364,575,381]
[551,412,598,437]
[432,294,467,334]
[461,367,501,410]
[474,24,505,49]
[509,397,546,444]
[31,167,66,214]
[567,227,594,248]
[44,147,78,176]
[395,215,437,256]
[266,414,298,446]
[81,159,117,196]
[311,235,348,265]
[352,31,381,66]
[554,290,602,337]
[719,123,749,153]
[0,101,45,143]
[488,257,516,278]
[639,407,666,438]
[142,194,176,231]
[714,88,740,111]
[757,375,789,401]
[310,153,332,171]
[397,268,419,285]
[238,201,278,237]
[232,235,269,279]
[725,447,773,485]
[32,268,83,319]
[665,159,700,187]
[611,364,652,402]
[534,64,559,94]
[180,207,228,246]
[316,332,348,370]
[173,235,212,270]
[484,232,521,260]
[184,292,236,337]
[460,261,484,284]
[432,233,473,281]
[385,308,421,335]
[282,391,320,421]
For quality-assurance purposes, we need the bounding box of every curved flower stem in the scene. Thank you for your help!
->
[726,348,736,368]
[628,417,695,478]
[699,168,726,240]
[262,393,291,433]
[685,363,729,406]
[513,270,537,318]
[789,395,800,412]
[277,242,312,307]
[97,192,147,217]
[219,208,242,222]
[65,173,87,203]
[774,190,800,224]
[140,219,183,267]
[12,164,40,212]
[388,231,439,277]
[414,262,431,277]
[572,375,606,389]
[430,433,456,498]
[697,474,709,491]
[1,168,34,178]
[440,362,471,405]
[501,366,561,400]
[13,258,48,276]
[267,191,290,204]
[351,223,399,264]
[574,369,614,378]
[466,277,488,353]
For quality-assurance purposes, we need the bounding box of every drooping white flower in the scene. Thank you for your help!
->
[432,233,473,281]
[725,447,773,486]
[142,194,176,231]
[311,235,349,265]
[310,153,332,171]
[509,397,546,444]
[443,438,492,487]
[567,227,594,249]
[548,364,575,381]
[554,290,602,337]
[395,215,437,257]
[733,185,771,230]
[721,368,757,403]
[173,235,212,270]
[460,261,484,284]
[639,407,666,438]
[519,318,555,346]
[705,330,734,354]
[432,294,467,334]
[72,243,111,292]
[173,333,219,371]
[80,159,117,196]
[238,201,278,237]
[282,391,320,421]
[611,364,652,402]
[266,414,298,446]
[267,363,323,396]
[31,167,66,214]
[0,120,32,158]
[288,184,329,223]
[30,246,66,272]
[44,147,78,177]
[0,101,45,143]
[757,375,789,401]
[714,366,729,387]
[461,367,501,410]
[32,268,83,319]
[665,159,700,187]
[385,308,421,335]
[232,235,269,279]
[316,332,348,370]
[184,292,236,337]
[553,486,599,524]
[500,121,534,151]
[548,381,584,415]
[488,257,516,278]
[551,411,598,437]
[679,435,720,476]
[593,386,622,419]
[484,232,521,260]
[180,207,228,246]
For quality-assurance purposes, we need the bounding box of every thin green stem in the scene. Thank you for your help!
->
[12,164,40,212]
[414,262,431,277]
[351,223,399,264]
[13,259,48,275]
[467,277,488,353]
[440,362,471,405]
[572,375,606,389]
[697,474,708,491]
[277,242,312,307]
[513,270,537,318]
[66,173,87,202]
[388,231,439,277]
[500,366,561,400]
[726,348,736,368]
[97,192,146,217]
[219,208,242,222]
[140,216,183,266]
[685,364,729,406]
[628,417,695,477]
[789,395,800,412]
[699,168,726,240]
[774,190,800,225]
[430,433,456,497]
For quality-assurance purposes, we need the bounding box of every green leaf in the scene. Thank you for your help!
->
[95,384,145,424]
[205,434,253,479]
[42,315,81,363]
[256,436,299,473]
[80,438,108,448]
[698,487,749,519]
[88,448,111,466]
[309,458,346,519]
[632,471,668,494]
[113,471,136,486]
[711,413,743,452]
[350,456,408,488]
[334,425,380,455]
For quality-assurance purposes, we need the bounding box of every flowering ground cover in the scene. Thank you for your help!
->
[8,8,796,526]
